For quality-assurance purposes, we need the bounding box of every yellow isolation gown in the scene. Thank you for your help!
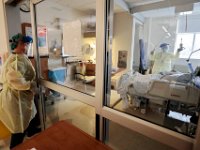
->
[0,53,36,133]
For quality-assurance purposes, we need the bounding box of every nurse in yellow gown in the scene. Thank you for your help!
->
[0,33,36,148]
[150,43,180,74]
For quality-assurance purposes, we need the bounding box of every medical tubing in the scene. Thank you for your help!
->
[188,62,194,73]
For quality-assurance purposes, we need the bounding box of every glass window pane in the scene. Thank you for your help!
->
[44,87,95,137]
[175,33,194,58]
[106,3,200,139]
[35,0,96,96]
[105,119,175,150]
[192,34,200,59]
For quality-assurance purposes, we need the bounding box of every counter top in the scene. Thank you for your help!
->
[13,121,111,150]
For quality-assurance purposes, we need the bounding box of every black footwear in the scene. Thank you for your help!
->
[26,127,41,137]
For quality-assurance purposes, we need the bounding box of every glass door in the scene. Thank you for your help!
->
[30,0,100,136]
[29,0,200,150]
[34,0,97,97]
[102,0,199,150]
[2,0,199,149]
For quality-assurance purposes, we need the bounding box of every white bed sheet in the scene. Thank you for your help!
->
[117,72,200,105]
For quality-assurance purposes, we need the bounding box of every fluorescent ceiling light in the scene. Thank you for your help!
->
[162,26,171,37]
[179,11,193,15]
[162,26,168,33]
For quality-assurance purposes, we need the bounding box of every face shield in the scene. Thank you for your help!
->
[23,35,33,55]
[162,45,169,52]
[24,42,33,55]
[160,43,169,53]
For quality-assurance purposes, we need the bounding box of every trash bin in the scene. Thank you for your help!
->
[48,67,67,96]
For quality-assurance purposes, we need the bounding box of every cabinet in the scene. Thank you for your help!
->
[29,56,49,80]
[85,63,95,76]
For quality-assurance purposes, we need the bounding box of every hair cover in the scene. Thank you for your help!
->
[160,43,169,48]
[9,33,33,50]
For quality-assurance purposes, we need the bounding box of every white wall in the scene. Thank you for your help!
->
[133,23,140,68]
[6,4,21,39]
[112,12,134,70]
[0,0,9,53]
[20,9,31,23]
[20,0,92,52]
[143,18,151,59]
[133,21,144,69]
[0,0,9,65]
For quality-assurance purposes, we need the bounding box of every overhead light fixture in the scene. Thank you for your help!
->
[162,26,171,37]
[179,11,192,15]
[162,26,168,33]
[167,32,171,37]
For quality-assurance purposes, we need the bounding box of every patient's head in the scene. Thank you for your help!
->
[160,43,169,52]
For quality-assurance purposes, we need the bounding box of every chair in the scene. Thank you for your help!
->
[75,62,95,84]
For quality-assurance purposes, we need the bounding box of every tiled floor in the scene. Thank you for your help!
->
[1,89,175,150]
[45,94,96,137]
[0,94,96,149]
[45,92,174,150]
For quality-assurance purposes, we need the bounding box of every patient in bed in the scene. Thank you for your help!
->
[117,70,195,109]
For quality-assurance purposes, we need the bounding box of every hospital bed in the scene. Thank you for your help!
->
[116,71,200,137]
[128,79,200,105]
[117,72,200,107]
